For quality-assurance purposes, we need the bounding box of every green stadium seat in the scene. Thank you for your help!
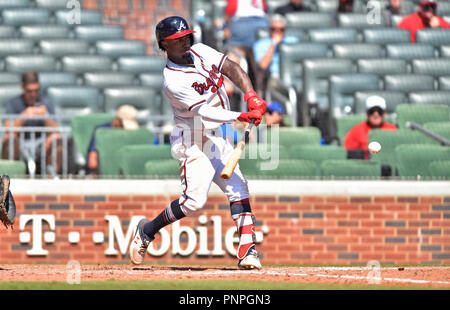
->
[74,25,124,42]
[437,1,450,16]
[0,72,20,84]
[95,128,154,176]
[61,55,113,73]
[353,90,406,114]
[383,74,435,92]
[19,25,70,40]
[279,43,330,91]
[103,86,157,119]
[440,45,450,58]
[329,73,381,115]
[439,76,450,90]
[316,0,339,12]
[288,144,347,175]
[256,28,308,41]
[412,59,450,77]
[256,159,318,179]
[119,144,173,176]
[0,159,26,177]
[332,43,383,59]
[39,39,90,56]
[303,58,354,109]
[0,39,34,56]
[385,44,435,60]
[273,127,322,148]
[71,113,115,166]
[117,56,166,74]
[83,72,136,89]
[0,84,22,113]
[38,72,78,92]
[396,103,450,129]
[363,28,411,44]
[138,74,164,88]
[396,144,450,178]
[0,25,15,38]
[428,161,450,178]
[0,0,30,9]
[391,14,408,27]
[408,91,450,106]
[95,40,147,58]
[285,12,335,29]
[47,86,101,118]
[357,59,408,76]
[423,121,450,141]
[336,114,366,145]
[368,129,434,171]
[35,0,70,9]
[5,55,56,73]
[144,159,179,178]
[2,8,50,25]
[55,10,103,25]
[338,13,385,29]
[321,159,381,178]
[308,28,358,44]
[416,29,450,46]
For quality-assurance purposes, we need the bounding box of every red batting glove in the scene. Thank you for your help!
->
[244,91,267,115]
[237,110,262,126]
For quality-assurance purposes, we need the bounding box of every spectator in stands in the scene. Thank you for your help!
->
[87,105,138,175]
[344,96,397,160]
[338,0,354,12]
[253,14,299,95]
[274,0,313,15]
[264,101,286,127]
[383,0,406,26]
[398,0,450,42]
[217,0,268,109]
[1,71,62,176]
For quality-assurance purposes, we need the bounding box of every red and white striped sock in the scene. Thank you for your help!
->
[232,212,256,259]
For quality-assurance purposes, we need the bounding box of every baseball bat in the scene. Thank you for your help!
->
[220,120,254,181]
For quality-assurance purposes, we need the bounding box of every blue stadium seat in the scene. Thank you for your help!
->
[0,72,20,84]
[0,39,34,56]
[0,0,30,9]
[308,28,358,44]
[47,85,101,117]
[332,43,383,59]
[363,28,411,44]
[338,13,386,29]
[383,74,436,92]
[0,25,15,38]
[117,56,166,73]
[74,25,124,42]
[416,29,450,46]
[357,59,408,76]
[38,72,78,92]
[412,59,450,77]
[285,12,335,29]
[386,44,435,60]
[0,84,22,113]
[55,9,103,26]
[5,55,56,73]
[83,72,136,89]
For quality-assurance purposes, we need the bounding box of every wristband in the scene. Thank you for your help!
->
[243,90,257,102]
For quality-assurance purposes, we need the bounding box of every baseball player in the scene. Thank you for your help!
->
[130,16,266,270]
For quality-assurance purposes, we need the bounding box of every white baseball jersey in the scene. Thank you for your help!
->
[163,43,233,130]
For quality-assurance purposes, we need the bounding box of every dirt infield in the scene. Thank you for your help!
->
[1,265,450,288]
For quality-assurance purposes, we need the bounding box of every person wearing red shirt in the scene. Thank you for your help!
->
[398,0,450,42]
[344,96,397,160]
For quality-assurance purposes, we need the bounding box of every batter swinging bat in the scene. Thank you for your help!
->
[221,121,255,181]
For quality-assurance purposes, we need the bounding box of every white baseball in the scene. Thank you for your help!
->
[368,141,381,154]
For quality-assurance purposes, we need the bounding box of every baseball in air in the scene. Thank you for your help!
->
[368,141,382,154]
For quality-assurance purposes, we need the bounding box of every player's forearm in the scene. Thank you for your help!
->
[196,104,240,123]
[221,58,254,94]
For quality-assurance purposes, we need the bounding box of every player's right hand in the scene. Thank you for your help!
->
[237,110,262,126]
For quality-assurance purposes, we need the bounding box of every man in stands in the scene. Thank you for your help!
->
[398,0,450,42]
[2,71,62,176]
[253,14,299,95]
[86,105,139,175]
[344,96,397,160]
[275,0,313,15]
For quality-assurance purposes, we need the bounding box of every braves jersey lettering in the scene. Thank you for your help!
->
[191,65,224,95]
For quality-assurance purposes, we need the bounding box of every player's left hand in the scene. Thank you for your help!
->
[244,91,266,115]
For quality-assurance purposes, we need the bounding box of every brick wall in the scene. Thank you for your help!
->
[82,0,191,54]
[1,193,450,265]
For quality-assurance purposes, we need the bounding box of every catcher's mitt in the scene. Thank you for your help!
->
[0,175,16,229]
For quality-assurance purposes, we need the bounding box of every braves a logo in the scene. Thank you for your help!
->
[191,65,224,95]
[177,21,186,31]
